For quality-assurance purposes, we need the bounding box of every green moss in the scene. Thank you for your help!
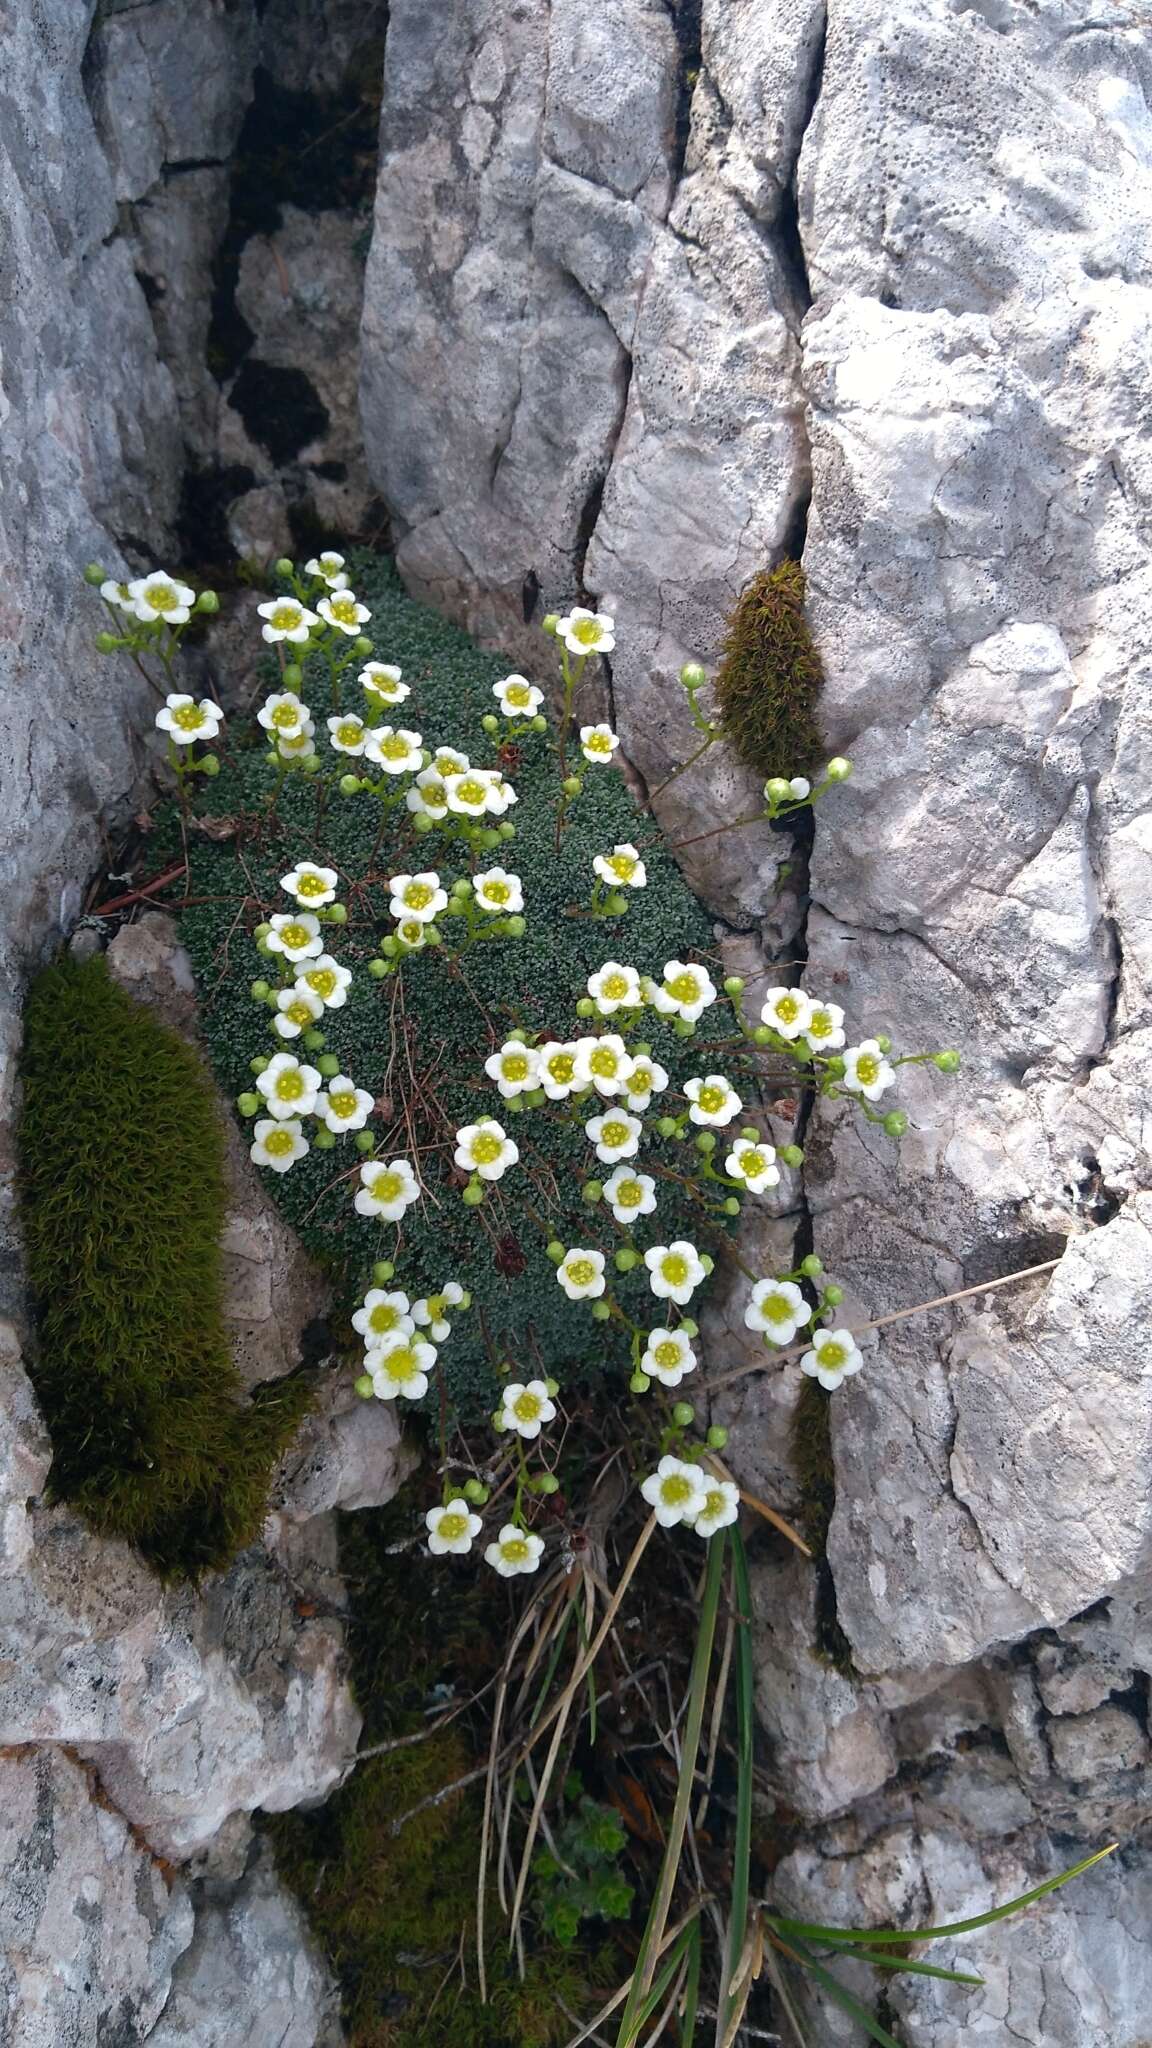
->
[168,550,725,1415]
[268,1497,620,2045]
[713,560,824,780]
[17,955,312,1579]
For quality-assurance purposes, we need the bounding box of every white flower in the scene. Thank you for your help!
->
[412,1282,465,1342]
[556,1248,607,1301]
[624,1055,669,1112]
[472,867,524,915]
[297,955,352,1008]
[640,1326,696,1387]
[305,550,348,587]
[557,608,616,657]
[579,722,620,765]
[650,960,717,1024]
[249,1117,309,1173]
[388,871,447,924]
[484,1040,541,1099]
[760,987,814,1041]
[431,747,470,777]
[360,661,409,706]
[804,1001,847,1053]
[644,1241,706,1306]
[327,712,369,756]
[368,1334,437,1400]
[684,1074,742,1128]
[406,768,449,819]
[394,917,427,951]
[575,1034,634,1098]
[265,913,323,962]
[354,1157,421,1221]
[744,1278,811,1345]
[454,1118,519,1182]
[445,769,498,817]
[258,690,310,739]
[256,1052,321,1119]
[641,1455,708,1529]
[788,777,811,800]
[585,1109,642,1163]
[725,1137,780,1193]
[99,578,136,612]
[280,861,339,907]
[130,571,195,624]
[587,962,642,1015]
[539,1040,582,1101]
[603,1166,657,1225]
[256,596,318,644]
[485,1524,545,1577]
[493,673,543,717]
[276,724,316,761]
[365,725,423,775]
[426,1498,483,1556]
[317,589,371,635]
[316,1076,374,1133]
[273,984,325,1039]
[486,772,518,816]
[155,694,222,745]
[593,844,646,890]
[801,1327,864,1391]
[842,1040,896,1102]
[693,1479,740,1539]
[353,1288,413,1347]
[496,1379,557,1440]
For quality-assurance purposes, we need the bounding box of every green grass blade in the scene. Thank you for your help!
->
[783,1938,904,2048]
[679,1918,702,2046]
[616,1532,728,2046]
[574,1598,599,1745]
[629,1926,693,2033]
[811,1941,982,1985]
[721,1529,754,2036]
[528,1596,577,1728]
[771,1844,1116,1947]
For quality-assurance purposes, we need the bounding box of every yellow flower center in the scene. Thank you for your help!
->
[337,722,362,746]
[698,1084,726,1114]
[271,603,301,630]
[856,1054,880,1085]
[297,873,326,898]
[457,777,487,806]
[661,1253,689,1286]
[264,1127,295,1157]
[702,1490,725,1520]
[173,703,204,731]
[590,1047,619,1077]
[404,882,434,910]
[741,1150,766,1177]
[572,618,601,646]
[808,1009,834,1040]
[820,1340,848,1371]
[282,924,311,951]
[547,1052,575,1084]
[609,853,635,880]
[502,1053,529,1080]
[566,1258,596,1288]
[306,968,336,997]
[601,1121,630,1149]
[437,1511,468,1542]
[775,994,801,1023]
[271,702,299,728]
[398,921,423,945]
[284,1000,312,1027]
[615,1179,643,1210]
[330,1090,358,1118]
[382,1346,417,1380]
[502,1536,530,1563]
[472,1131,503,1166]
[513,1391,542,1422]
[146,582,178,612]
[381,734,411,760]
[482,880,510,904]
[586,732,612,755]
[330,595,358,623]
[762,1293,792,1324]
[631,1066,652,1092]
[275,1070,305,1101]
[660,1473,693,1506]
[601,974,630,1001]
[422,779,447,806]
[668,973,700,1005]
[369,1302,402,1334]
[506,683,530,706]
[320,556,341,575]
[371,1171,405,1205]
[654,1340,681,1371]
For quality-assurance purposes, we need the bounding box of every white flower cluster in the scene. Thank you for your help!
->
[351,1275,467,1404]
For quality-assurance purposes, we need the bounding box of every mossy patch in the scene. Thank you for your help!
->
[713,560,824,781]
[166,550,726,1417]
[17,954,311,1579]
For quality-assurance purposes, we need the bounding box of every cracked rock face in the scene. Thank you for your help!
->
[362,0,1152,2037]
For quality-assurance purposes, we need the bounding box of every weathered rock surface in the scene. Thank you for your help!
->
[362,0,1152,2037]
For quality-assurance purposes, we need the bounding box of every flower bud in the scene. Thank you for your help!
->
[411,810,435,835]
[800,1254,823,1278]
[368,958,389,980]
[355,1373,375,1399]
[723,975,745,996]
[672,1016,695,1038]
[629,1370,651,1394]
[253,921,272,940]
[542,613,560,636]
[615,1248,638,1272]
[462,1178,484,1206]
[883,1110,909,1137]
[752,1025,773,1045]
[196,589,220,614]
[723,1196,740,1215]
[934,1049,961,1073]
[591,1299,611,1320]
[706,1425,729,1450]
[369,1262,395,1288]
[317,1054,341,1077]
[656,1116,678,1138]
[531,714,548,732]
[694,1132,716,1153]
[480,828,501,849]
[481,714,499,734]
[541,1378,560,1400]
[825,756,852,782]
[764,777,792,804]
[274,557,295,578]
[875,1034,892,1053]
[200,753,221,776]
[780,1144,804,1168]
[83,562,108,586]
[354,636,373,657]
[679,661,707,692]
[822,1283,844,1306]
[339,774,360,796]
[576,998,595,1019]
[505,914,526,937]
[536,1472,560,1495]
[313,1127,337,1150]
[326,902,348,924]
[581,1180,603,1204]
[562,776,582,797]
[700,1253,714,1275]
[94,632,120,655]
[545,1241,565,1264]
[498,820,516,839]
[740,1126,759,1142]
[282,663,303,688]
[464,1478,489,1504]
[605,891,629,915]
[680,1319,698,1339]
[672,1401,695,1427]
[250,1055,270,1075]
[354,1130,376,1153]
[236,1091,260,1116]
[301,753,321,774]
[303,1030,325,1051]
[250,980,270,1001]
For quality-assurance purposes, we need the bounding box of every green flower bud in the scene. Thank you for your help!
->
[255,935,273,956]
[373,1260,395,1284]
[313,1127,337,1150]
[656,1116,678,1138]
[355,1373,375,1399]
[480,827,502,849]
[680,1319,698,1339]
[249,1055,270,1075]
[303,1030,325,1051]
[354,1130,376,1153]
[672,1401,695,1426]
[542,613,560,636]
[498,820,516,839]
[250,980,271,1001]
[368,956,389,977]
[525,1088,547,1108]
[462,1180,485,1206]
[463,1478,489,1504]
[723,1197,740,1215]
[353,636,373,657]
[530,714,548,732]
[325,901,348,924]
[300,753,321,774]
[253,922,272,940]
[825,756,852,782]
[481,714,499,734]
[672,1016,695,1038]
[883,1110,909,1137]
[536,1472,560,1495]
[633,1041,652,1057]
[822,1283,844,1306]
[582,1180,603,1204]
[282,663,303,688]
[236,1091,260,1116]
[412,810,434,834]
[562,776,582,797]
[629,1370,651,1395]
[590,1299,611,1320]
[706,1425,729,1450]
[694,1132,716,1153]
[94,632,120,655]
[576,997,595,1018]
[196,589,220,614]
[764,777,792,803]
[780,1144,804,1168]
[679,661,707,692]
[200,753,221,777]
[723,975,746,996]
[83,562,108,586]
[752,1024,773,1045]
[505,914,526,936]
[875,1034,892,1053]
[380,936,398,957]
[316,1055,341,1078]
[615,1248,638,1273]
[339,773,360,796]
[934,1049,961,1073]
[800,1254,823,1278]
[700,1253,714,1275]
[274,557,295,578]
[540,1381,559,1401]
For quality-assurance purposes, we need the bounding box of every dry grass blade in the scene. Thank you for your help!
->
[718,1912,764,2048]
[477,1573,563,2002]
[561,1908,704,2048]
[514,1513,658,1774]
[509,1570,596,1948]
[703,1452,811,1558]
